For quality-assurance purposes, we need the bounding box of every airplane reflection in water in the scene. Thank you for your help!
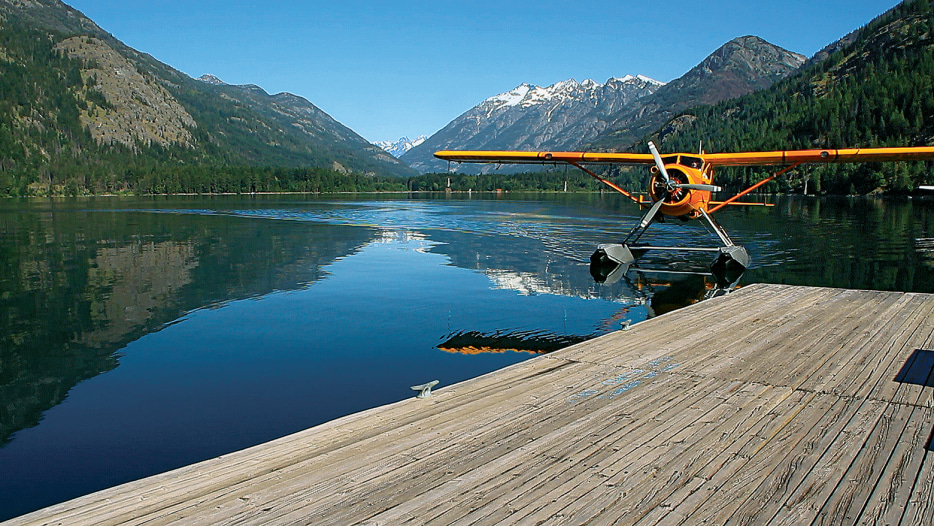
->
[438,267,742,356]
[634,269,743,318]
[438,329,590,356]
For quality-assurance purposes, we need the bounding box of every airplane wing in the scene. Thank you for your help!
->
[434,150,656,205]
[436,147,934,167]
[702,146,934,166]
[434,150,656,165]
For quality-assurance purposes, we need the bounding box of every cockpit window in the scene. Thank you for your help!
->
[680,155,703,169]
[661,156,677,164]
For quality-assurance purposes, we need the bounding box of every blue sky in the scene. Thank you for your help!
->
[65,0,899,143]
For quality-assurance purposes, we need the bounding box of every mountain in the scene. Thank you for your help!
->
[404,37,805,173]
[0,0,414,196]
[650,0,934,195]
[375,135,427,158]
[197,73,226,85]
[188,75,405,173]
[401,75,664,173]
[589,36,806,149]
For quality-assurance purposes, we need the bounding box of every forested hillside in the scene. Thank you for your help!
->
[0,18,189,195]
[0,1,413,197]
[652,0,934,194]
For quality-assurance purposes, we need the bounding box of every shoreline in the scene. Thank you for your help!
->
[2,190,931,200]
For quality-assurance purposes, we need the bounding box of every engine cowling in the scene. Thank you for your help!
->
[648,164,712,219]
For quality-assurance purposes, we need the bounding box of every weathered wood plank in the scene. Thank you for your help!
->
[858,406,934,525]
[816,294,934,401]
[396,375,725,525]
[436,378,738,525]
[900,432,934,526]
[816,403,919,524]
[767,398,890,525]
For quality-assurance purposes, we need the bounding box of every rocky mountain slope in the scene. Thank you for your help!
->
[188,74,403,173]
[0,0,414,193]
[591,36,806,149]
[403,75,663,173]
[405,36,805,173]
[54,35,197,149]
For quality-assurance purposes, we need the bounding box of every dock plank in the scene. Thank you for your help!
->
[5,284,934,526]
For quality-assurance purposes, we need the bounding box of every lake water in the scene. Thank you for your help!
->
[1,193,933,519]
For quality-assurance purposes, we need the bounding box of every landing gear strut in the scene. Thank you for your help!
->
[590,208,748,288]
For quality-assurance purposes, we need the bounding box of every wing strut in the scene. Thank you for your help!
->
[708,162,802,214]
[566,161,643,205]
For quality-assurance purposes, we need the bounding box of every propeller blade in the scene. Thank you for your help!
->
[675,183,722,192]
[639,195,666,229]
[647,141,670,184]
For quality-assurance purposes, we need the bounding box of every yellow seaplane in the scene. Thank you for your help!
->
[435,143,934,283]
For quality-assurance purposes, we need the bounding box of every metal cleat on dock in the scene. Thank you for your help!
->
[411,380,440,399]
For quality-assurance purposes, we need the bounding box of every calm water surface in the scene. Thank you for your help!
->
[1,193,932,519]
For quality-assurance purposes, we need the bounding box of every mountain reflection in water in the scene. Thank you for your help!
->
[0,195,651,519]
[0,201,370,447]
[438,272,741,356]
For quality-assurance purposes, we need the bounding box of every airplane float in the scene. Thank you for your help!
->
[435,143,934,284]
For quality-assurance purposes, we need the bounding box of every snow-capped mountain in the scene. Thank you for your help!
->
[374,135,427,158]
[484,75,662,112]
[591,36,806,149]
[403,37,806,174]
[401,75,664,173]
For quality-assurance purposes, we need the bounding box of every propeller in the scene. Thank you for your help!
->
[648,141,672,186]
[638,196,666,229]
[631,141,721,230]
[678,182,722,192]
[647,141,722,194]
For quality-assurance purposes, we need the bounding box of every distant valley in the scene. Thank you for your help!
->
[374,135,427,158]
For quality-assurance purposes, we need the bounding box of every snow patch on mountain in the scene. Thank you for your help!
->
[486,84,532,107]
[481,75,664,114]
[375,135,427,158]
[197,73,227,85]
[612,74,665,86]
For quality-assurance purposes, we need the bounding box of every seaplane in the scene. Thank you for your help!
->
[435,143,934,283]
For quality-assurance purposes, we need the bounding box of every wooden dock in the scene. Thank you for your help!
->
[6,284,934,525]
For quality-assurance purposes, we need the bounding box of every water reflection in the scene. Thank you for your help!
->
[0,203,375,449]
[0,196,648,519]
[436,270,743,357]
[632,271,743,318]
[722,196,934,292]
[438,329,590,355]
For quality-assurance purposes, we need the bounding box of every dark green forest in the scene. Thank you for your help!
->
[105,167,607,195]
[653,0,934,195]
[0,18,214,196]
